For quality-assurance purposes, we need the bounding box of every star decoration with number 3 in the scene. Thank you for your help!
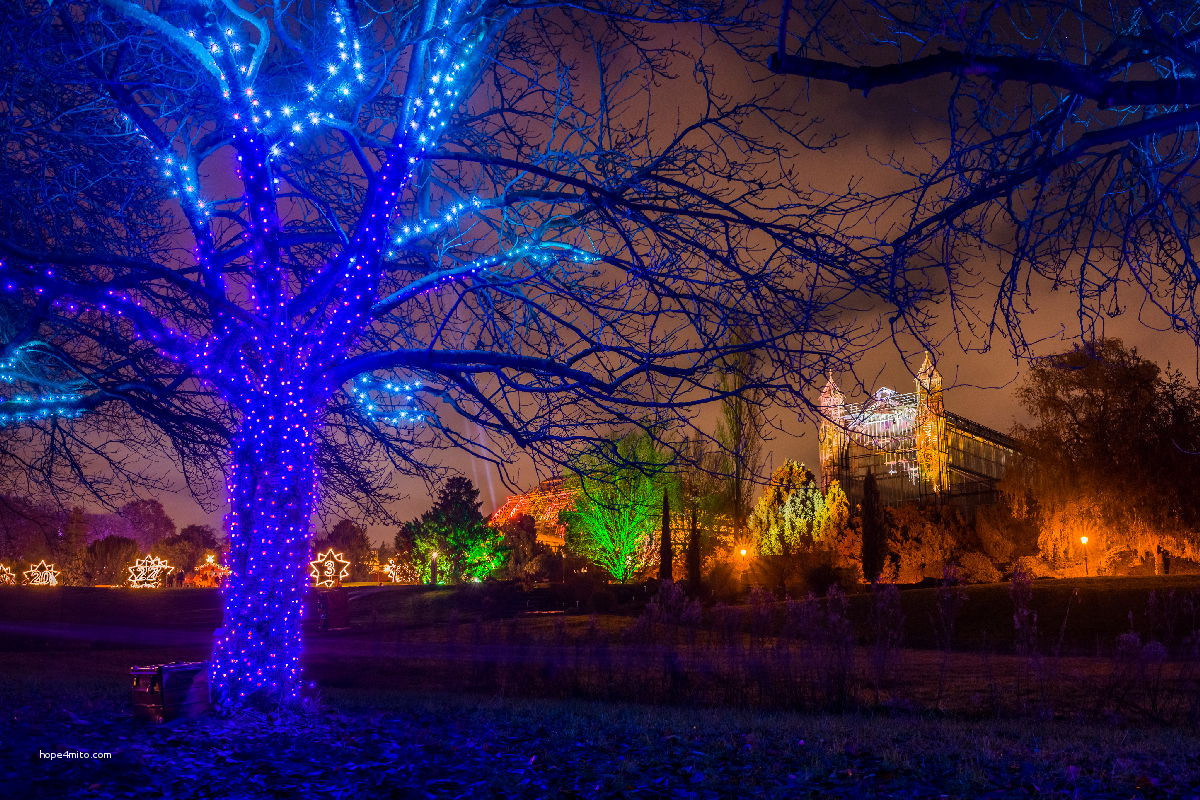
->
[310,549,350,588]
[128,556,175,588]
[24,560,60,586]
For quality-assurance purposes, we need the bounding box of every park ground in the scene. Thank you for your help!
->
[5,577,1200,797]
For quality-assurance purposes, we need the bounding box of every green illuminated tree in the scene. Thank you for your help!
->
[564,431,673,583]
[391,520,427,583]
[401,476,507,583]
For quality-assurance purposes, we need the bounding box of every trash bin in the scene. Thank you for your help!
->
[131,661,210,723]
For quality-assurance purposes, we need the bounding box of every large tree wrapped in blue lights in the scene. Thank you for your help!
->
[0,1,869,708]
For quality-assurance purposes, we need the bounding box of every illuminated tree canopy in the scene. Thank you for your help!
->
[749,460,825,557]
[564,431,674,583]
[1008,340,1200,572]
[399,475,505,583]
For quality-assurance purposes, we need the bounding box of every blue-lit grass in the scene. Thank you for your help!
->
[5,671,1200,798]
[5,586,1200,796]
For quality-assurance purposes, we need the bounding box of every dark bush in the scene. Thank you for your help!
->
[804,562,844,597]
[589,588,617,613]
[706,562,742,604]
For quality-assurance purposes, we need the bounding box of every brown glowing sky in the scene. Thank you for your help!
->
[136,38,1199,545]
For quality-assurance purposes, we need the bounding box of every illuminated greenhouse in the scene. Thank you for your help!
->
[488,477,581,551]
[818,354,1017,506]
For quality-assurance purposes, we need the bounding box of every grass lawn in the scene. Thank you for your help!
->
[339,575,1200,655]
[5,579,1200,796]
[6,579,1200,721]
[7,576,1200,654]
[5,664,1200,799]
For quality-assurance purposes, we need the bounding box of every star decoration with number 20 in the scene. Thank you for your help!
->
[24,560,59,586]
[310,549,349,588]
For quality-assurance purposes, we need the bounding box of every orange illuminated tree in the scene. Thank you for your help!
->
[1008,340,1200,573]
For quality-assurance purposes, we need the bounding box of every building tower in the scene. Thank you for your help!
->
[817,372,847,492]
[914,352,948,493]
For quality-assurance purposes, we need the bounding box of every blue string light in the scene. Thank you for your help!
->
[0,341,86,426]
[347,376,426,427]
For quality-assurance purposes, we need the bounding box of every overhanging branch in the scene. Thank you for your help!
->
[770,50,1200,108]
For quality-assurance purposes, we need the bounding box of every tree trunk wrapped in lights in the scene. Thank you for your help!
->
[0,2,895,708]
[211,405,320,705]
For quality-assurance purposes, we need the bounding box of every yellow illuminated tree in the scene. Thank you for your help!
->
[751,460,826,557]
[821,480,859,571]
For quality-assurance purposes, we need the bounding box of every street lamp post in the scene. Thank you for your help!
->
[1080,536,1089,577]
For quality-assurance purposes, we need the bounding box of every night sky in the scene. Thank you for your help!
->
[137,42,1199,544]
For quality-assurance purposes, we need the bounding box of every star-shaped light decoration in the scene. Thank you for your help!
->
[0,564,16,585]
[310,549,349,588]
[23,560,59,586]
[202,553,231,574]
[127,555,175,589]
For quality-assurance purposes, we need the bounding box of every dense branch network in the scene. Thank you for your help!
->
[0,0,921,708]
[0,0,887,516]
[770,0,1200,351]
